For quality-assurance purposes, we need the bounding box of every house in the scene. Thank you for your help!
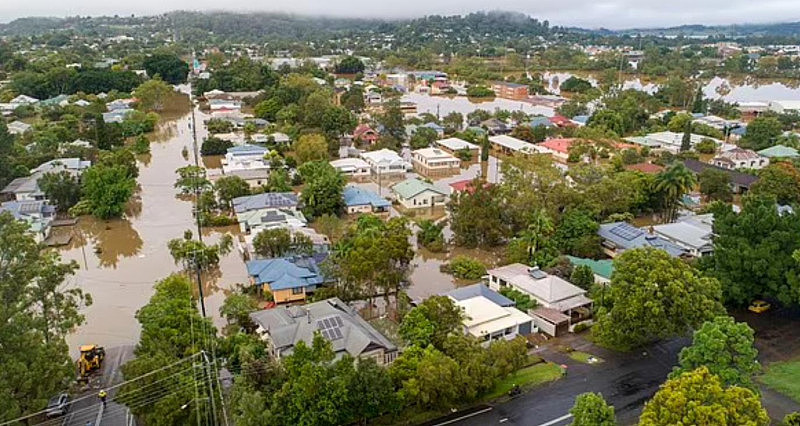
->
[566,256,613,285]
[711,148,768,170]
[360,149,410,177]
[392,178,447,209]
[224,144,268,164]
[411,148,461,177]
[353,124,379,144]
[527,116,554,129]
[625,162,664,174]
[737,101,770,115]
[233,192,306,233]
[435,137,480,161]
[449,179,491,195]
[443,284,533,346]
[571,115,590,126]
[598,222,687,258]
[208,98,243,111]
[0,200,56,243]
[758,145,800,159]
[487,264,593,336]
[769,100,800,114]
[488,135,549,156]
[548,115,575,128]
[269,132,292,144]
[221,145,270,187]
[342,186,391,214]
[480,118,510,135]
[683,159,758,193]
[249,297,398,364]
[539,138,575,161]
[40,94,70,107]
[1,158,91,201]
[652,213,714,257]
[624,132,723,154]
[7,120,31,135]
[246,255,328,303]
[330,158,371,178]
[10,95,39,106]
[102,109,133,123]
[490,81,529,100]
[106,99,136,111]
[422,122,445,138]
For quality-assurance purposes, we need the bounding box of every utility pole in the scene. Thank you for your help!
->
[188,83,207,318]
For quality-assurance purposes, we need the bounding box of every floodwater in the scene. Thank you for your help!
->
[402,92,555,118]
[539,71,800,103]
[61,92,249,358]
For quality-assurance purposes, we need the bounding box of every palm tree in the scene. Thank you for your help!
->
[519,209,554,264]
[655,163,697,223]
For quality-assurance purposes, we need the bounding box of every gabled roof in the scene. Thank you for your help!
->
[540,138,575,154]
[682,159,758,188]
[758,145,799,158]
[487,264,588,306]
[343,186,390,208]
[713,147,761,162]
[392,178,446,199]
[528,116,554,128]
[598,222,687,257]
[227,144,268,156]
[436,137,479,151]
[443,283,515,307]
[353,124,377,137]
[246,254,327,290]
[0,200,55,219]
[566,256,614,280]
[232,192,299,214]
[249,297,397,358]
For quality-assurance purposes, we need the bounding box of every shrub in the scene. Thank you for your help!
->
[446,256,486,280]
[201,136,233,156]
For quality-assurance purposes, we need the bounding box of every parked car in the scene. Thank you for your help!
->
[748,300,771,314]
[45,393,70,417]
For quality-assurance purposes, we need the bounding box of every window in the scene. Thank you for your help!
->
[292,286,304,295]
[505,327,513,335]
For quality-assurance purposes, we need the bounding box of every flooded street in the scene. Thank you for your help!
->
[62,97,249,357]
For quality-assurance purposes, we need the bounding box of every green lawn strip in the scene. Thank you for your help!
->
[759,359,800,402]
[569,351,604,364]
[482,362,564,400]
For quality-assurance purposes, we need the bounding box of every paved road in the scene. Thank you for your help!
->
[451,338,689,426]
[59,345,135,426]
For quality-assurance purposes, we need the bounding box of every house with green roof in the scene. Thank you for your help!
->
[567,256,614,284]
[391,178,447,209]
[758,145,800,159]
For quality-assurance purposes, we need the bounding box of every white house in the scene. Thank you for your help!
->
[625,131,723,154]
[411,148,461,177]
[652,213,715,257]
[7,120,31,135]
[711,148,769,170]
[769,100,800,114]
[435,137,480,161]
[360,149,410,177]
[444,284,533,346]
[391,178,447,209]
[488,135,551,156]
[330,158,371,178]
[487,264,592,336]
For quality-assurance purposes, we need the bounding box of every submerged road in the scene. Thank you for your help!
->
[450,338,689,426]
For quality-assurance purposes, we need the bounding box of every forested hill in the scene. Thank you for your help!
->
[612,21,800,38]
[0,11,553,40]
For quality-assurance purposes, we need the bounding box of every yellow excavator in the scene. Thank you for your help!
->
[77,345,105,383]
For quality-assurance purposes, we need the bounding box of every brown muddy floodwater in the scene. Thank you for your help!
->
[60,104,249,358]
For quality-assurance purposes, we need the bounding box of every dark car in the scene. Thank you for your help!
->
[45,393,70,418]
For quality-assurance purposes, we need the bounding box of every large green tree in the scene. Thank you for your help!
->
[654,163,696,223]
[705,196,800,306]
[143,53,189,84]
[297,161,345,218]
[740,116,783,151]
[570,392,617,426]
[449,179,509,248]
[750,162,800,205]
[0,213,89,421]
[698,168,732,202]
[38,171,82,212]
[133,78,174,112]
[670,316,759,390]
[593,248,724,351]
[639,367,769,426]
[399,296,463,350]
[80,164,136,219]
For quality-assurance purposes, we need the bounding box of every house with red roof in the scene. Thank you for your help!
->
[539,138,575,160]
[548,115,576,128]
[449,179,492,195]
[353,124,379,145]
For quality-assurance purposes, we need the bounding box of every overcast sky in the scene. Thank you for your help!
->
[1,0,799,29]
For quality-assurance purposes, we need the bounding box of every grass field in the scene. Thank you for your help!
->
[569,351,604,364]
[482,362,564,400]
[760,359,800,402]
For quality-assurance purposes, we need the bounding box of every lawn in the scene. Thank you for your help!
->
[569,351,604,364]
[482,362,564,400]
[760,359,800,402]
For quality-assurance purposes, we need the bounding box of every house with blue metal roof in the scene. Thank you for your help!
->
[343,186,390,214]
[598,222,687,258]
[0,200,56,243]
[246,254,329,304]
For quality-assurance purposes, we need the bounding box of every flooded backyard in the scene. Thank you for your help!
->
[61,97,249,357]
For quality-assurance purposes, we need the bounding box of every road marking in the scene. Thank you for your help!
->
[536,413,573,426]
[432,407,493,426]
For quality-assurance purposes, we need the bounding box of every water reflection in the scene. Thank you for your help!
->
[402,92,554,117]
